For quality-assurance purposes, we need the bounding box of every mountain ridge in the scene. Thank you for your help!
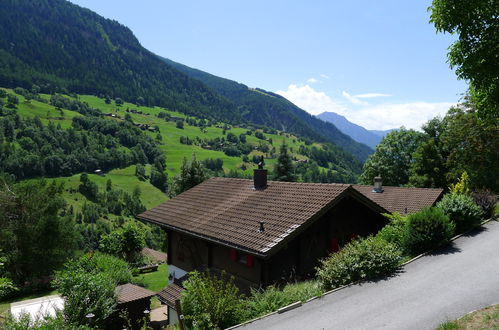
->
[161,57,373,162]
[0,0,371,173]
[317,112,395,149]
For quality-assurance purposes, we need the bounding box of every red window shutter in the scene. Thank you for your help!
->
[230,248,237,261]
[246,255,254,267]
[330,237,339,253]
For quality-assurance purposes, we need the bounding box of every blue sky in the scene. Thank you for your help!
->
[70,0,466,130]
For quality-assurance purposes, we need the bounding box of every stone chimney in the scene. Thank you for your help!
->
[372,175,383,193]
[253,156,267,190]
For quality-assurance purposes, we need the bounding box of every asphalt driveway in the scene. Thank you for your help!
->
[239,220,499,330]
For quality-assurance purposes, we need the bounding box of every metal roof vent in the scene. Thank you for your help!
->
[372,175,383,193]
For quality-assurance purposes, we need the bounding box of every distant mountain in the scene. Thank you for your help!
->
[370,129,396,137]
[317,112,394,149]
[162,58,373,163]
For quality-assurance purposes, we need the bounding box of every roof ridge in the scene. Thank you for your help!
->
[353,184,444,191]
[208,176,352,186]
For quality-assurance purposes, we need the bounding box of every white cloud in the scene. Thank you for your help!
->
[342,91,369,106]
[355,93,392,98]
[320,74,330,79]
[348,102,454,131]
[307,77,318,83]
[275,84,347,116]
[276,84,454,131]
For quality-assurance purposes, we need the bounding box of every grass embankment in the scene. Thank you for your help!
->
[437,304,499,330]
[245,280,323,319]
[53,165,168,213]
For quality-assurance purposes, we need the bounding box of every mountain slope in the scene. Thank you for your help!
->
[162,58,373,162]
[0,0,238,122]
[0,0,370,169]
[317,112,394,148]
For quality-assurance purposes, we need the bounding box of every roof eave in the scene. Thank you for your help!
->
[136,215,268,258]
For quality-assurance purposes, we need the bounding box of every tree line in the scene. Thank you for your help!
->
[360,101,498,192]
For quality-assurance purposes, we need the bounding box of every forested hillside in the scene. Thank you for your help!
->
[0,0,238,122]
[0,0,372,168]
[162,57,374,161]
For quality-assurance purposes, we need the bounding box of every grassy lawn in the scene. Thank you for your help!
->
[133,264,168,293]
[0,289,58,317]
[133,264,169,310]
[437,304,499,329]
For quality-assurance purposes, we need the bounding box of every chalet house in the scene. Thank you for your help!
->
[138,169,443,322]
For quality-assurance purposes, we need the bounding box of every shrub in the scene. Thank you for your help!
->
[449,171,471,196]
[0,277,18,300]
[473,189,497,219]
[437,193,483,233]
[53,253,130,328]
[55,270,116,328]
[55,252,133,287]
[404,207,455,255]
[316,237,401,291]
[181,271,245,329]
[2,311,89,330]
[245,281,322,319]
[376,213,408,251]
[99,222,146,264]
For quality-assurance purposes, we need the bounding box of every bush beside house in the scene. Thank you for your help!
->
[316,237,401,291]
[436,193,483,234]
[180,271,245,329]
[404,207,455,255]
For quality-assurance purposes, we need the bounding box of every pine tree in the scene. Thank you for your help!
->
[170,155,206,196]
[273,142,296,182]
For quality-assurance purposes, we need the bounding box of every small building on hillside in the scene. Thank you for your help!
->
[138,169,443,324]
[113,284,156,330]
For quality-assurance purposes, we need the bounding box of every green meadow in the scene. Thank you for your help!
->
[2,89,323,210]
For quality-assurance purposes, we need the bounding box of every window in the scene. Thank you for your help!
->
[229,248,254,267]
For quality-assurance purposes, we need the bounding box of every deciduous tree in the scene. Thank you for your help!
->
[430,0,499,120]
[360,129,423,186]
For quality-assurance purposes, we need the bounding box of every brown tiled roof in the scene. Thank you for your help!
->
[157,284,184,308]
[116,283,155,304]
[142,247,167,263]
[138,177,352,256]
[353,185,444,214]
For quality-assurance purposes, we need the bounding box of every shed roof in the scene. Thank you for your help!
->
[116,283,155,304]
[157,284,184,308]
[141,247,167,263]
[353,185,444,215]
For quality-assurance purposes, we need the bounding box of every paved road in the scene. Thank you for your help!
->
[239,220,499,330]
